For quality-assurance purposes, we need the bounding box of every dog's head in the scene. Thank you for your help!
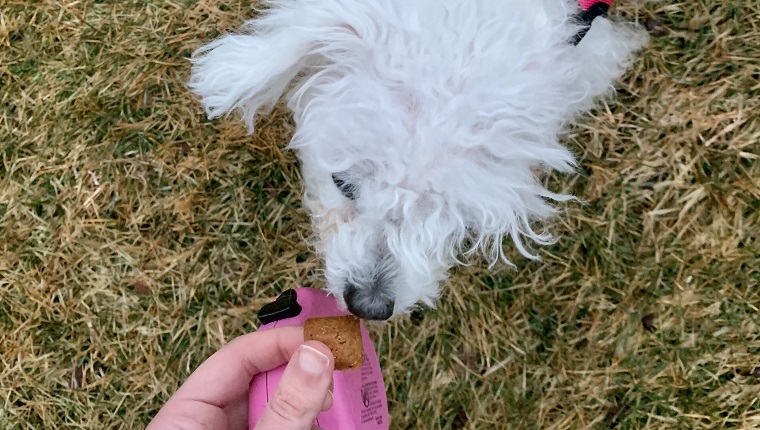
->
[292,88,578,321]
[189,0,646,319]
[306,143,573,321]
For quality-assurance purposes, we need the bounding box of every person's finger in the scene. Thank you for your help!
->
[223,392,250,430]
[175,326,305,405]
[147,326,306,430]
[320,381,334,412]
[254,341,334,430]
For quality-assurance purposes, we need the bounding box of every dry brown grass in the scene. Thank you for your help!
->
[1,0,759,428]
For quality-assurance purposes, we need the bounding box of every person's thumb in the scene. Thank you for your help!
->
[254,341,335,430]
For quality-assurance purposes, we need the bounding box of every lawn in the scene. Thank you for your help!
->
[1,0,758,428]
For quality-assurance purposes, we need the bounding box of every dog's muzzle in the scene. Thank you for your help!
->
[343,283,395,321]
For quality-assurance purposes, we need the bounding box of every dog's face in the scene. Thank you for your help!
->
[189,0,646,319]
[320,169,456,321]
[314,153,554,321]
[292,77,575,320]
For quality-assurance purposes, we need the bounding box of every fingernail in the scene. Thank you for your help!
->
[298,345,330,374]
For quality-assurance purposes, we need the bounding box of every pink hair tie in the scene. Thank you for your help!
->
[579,0,615,11]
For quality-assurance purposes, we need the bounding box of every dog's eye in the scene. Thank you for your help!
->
[332,173,357,201]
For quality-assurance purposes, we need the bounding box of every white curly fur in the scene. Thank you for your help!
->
[189,0,647,319]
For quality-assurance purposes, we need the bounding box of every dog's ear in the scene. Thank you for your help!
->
[189,4,331,132]
[567,17,648,114]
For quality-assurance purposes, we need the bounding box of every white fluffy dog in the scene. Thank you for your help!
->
[189,0,647,320]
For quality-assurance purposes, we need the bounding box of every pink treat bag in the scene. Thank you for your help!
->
[248,288,390,429]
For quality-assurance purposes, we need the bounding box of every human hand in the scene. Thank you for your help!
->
[147,326,335,430]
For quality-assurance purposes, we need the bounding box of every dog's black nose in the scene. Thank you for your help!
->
[343,283,395,320]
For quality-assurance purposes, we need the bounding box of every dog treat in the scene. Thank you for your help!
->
[304,315,364,370]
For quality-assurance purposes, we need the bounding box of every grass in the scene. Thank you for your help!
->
[1,0,759,428]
